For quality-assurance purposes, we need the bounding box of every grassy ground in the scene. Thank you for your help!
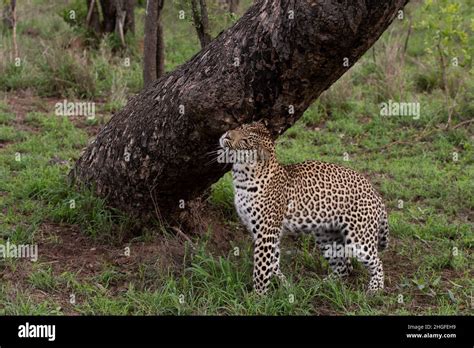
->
[0,0,473,315]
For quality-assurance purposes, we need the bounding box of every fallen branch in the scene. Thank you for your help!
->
[170,226,197,251]
[452,119,474,130]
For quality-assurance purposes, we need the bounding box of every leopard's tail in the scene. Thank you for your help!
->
[378,206,389,251]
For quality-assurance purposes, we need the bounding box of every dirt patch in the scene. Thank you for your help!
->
[1,221,191,314]
[36,221,190,273]
[0,201,249,314]
[42,97,109,138]
[0,217,467,314]
[371,238,468,312]
[0,140,15,149]
[3,92,108,138]
[5,90,48,133]
[176,198,247,255]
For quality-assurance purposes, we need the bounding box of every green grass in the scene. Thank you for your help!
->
[0,0,472,315]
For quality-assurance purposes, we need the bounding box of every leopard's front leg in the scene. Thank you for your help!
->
[252,223,282,295]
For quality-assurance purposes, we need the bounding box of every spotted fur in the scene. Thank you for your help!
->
[219,121,389,295]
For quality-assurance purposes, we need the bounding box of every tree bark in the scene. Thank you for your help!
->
[70,0,408,219]
[191,0,212,48]
[143,0,165,87]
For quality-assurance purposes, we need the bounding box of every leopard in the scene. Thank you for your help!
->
[219,121,389,295]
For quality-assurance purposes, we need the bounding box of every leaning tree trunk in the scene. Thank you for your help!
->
[70,0,408,219]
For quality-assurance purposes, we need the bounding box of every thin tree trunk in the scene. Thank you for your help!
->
[100,0,135,36]
[11,0,18,58]
[191,0,211,48]
[70,0,409,219]
[156,0,165,77]
[143,0,157,86]
[114,0,135,36]
[86,0,102,34]
[2,1,13,30]
[143,0,165,87]
[100,0,116,33]
[123,0,135,34]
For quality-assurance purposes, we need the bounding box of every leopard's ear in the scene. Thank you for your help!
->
[252,119,268,127]
[254,119,271,136]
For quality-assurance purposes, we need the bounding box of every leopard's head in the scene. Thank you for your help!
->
[219,121,274,163]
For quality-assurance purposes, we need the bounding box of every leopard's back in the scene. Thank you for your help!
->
[282,160,385,236]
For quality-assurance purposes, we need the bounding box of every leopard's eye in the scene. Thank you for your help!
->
[241,138,251,147]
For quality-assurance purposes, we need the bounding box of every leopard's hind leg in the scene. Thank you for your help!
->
[315,228,353,279]
[345,222,384,292]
